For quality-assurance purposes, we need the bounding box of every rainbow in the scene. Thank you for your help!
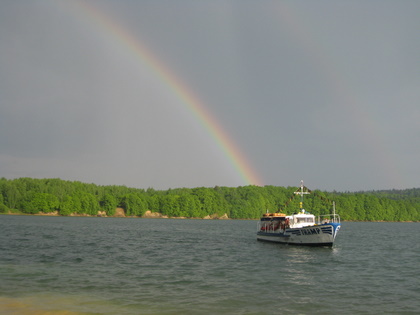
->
[64,0,263,186]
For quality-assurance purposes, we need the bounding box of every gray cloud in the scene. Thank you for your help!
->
[0,0,418,191]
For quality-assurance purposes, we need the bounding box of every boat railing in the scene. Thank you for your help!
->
[317,214,340,225]
[257,221,282,233]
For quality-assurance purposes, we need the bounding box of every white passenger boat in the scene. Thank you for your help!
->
[257,181,341,246]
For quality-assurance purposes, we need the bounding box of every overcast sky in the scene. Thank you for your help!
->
[1,0,419,192]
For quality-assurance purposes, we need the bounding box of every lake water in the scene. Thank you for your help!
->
[0,216,419,314]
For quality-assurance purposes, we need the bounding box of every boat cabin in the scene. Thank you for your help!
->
[287,210,316,228]
[259,210,317,232]
[260,213,289,231]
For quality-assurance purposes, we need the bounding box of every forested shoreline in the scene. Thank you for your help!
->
[0,177,419,221]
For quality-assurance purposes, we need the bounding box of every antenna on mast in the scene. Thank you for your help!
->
[294,180,310,210]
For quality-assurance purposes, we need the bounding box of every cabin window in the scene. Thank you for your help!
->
[296,217,314,223]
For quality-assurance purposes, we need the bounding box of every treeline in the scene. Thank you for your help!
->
[0,177,419,221]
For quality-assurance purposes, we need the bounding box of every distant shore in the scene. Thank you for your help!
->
[2,211,418,222]
[2,209,231,220]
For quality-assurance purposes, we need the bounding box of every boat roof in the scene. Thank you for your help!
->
[263,213,286,217]
[291,212,315,217]
[261,211,316,220]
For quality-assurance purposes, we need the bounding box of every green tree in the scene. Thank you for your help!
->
[3,183,21,210]
[0,193,8,213]
[78,192,100,215]
[120,193,147,216]
[147,195,161,212]
[100,193,117,216]
[71,194,82,214]
[179,194,202,217]
[159,194,180,217]
[60,195,74,216]
[22,192,59,214]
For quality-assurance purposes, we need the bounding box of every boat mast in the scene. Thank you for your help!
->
[294,180,310,211]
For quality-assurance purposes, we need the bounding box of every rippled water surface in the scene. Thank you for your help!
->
[1,216,419,314]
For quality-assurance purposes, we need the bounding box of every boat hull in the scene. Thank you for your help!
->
[257,223,340,247]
